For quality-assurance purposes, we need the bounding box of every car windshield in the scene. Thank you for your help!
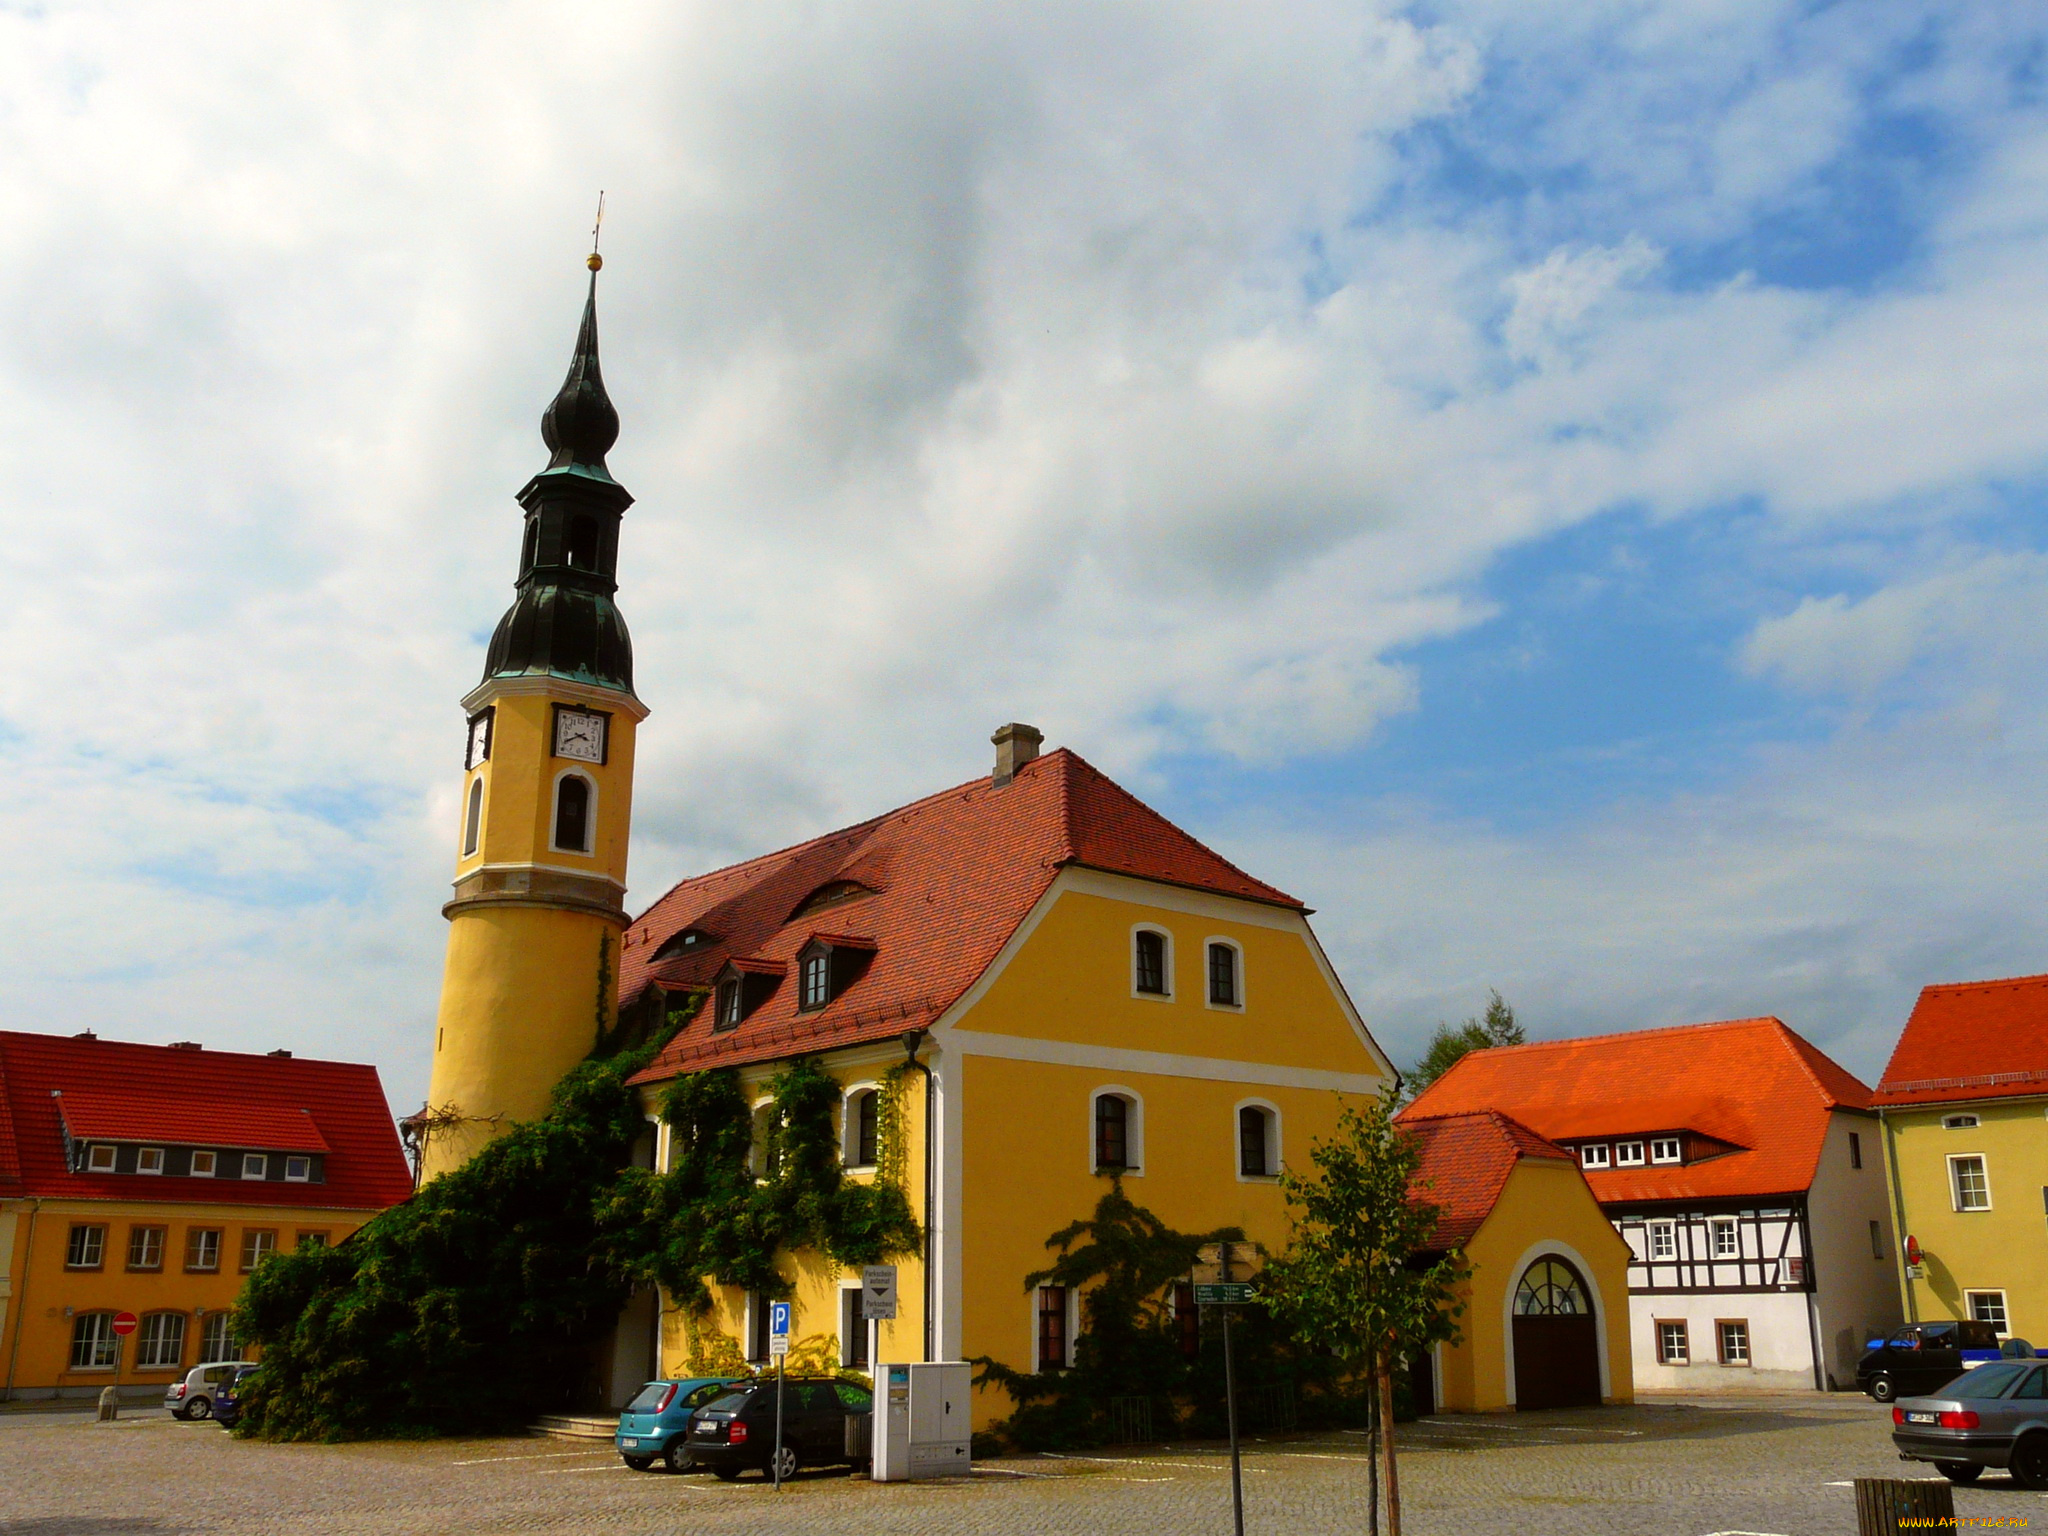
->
[625,1383,671,1413]
[1943,1362,2030,1398]
[702,1391,753,1414]
[684,1383,729,1408]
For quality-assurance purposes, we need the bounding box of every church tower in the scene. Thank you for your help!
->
[419,252,648,1182]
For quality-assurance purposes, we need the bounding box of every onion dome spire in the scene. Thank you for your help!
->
[540,254,620,477]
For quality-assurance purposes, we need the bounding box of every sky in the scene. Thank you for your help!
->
[2,0,2046,1116]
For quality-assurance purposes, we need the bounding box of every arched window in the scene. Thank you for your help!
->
[553,774,592,853]
[69,1312,117,1370]
[751,1103,780,1177]
[521,518,539,574]
[462,777,484,857]
[1133,929,1169,996]
[1208,941,1241,1007]
[1238,1105,1277,1177]
[1093,1091,1142,1172]
[846,1089,880,1168]
[1515,1256,1590,1315]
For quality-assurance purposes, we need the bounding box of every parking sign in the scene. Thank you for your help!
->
[769,1300,791,1357]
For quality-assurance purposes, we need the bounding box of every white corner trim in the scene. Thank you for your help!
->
[945,1029,1384,1095]
[1499,1241,1614,1408]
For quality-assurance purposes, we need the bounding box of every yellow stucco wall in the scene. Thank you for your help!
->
[1883,1098,2048,1338]
[1433,1158,1635,1412]
[454,689,638,882]
[0,1199,372,1397]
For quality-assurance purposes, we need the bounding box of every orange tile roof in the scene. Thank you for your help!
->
[1874,971,2048,1107]
[0,1030,413,1207]
[624,749,1299,1082]
[1399,1017,1872,1204]
[1402,1109,1579,1250]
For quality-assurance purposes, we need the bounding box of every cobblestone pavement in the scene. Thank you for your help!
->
[3,1393,2039,1535]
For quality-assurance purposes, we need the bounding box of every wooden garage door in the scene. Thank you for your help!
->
[1512,1257,1601,1410]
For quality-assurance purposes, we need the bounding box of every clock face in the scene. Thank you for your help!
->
[554,708,607,764]
[465,710,493,771]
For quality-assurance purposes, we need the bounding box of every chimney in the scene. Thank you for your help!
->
[991,722,1044,788]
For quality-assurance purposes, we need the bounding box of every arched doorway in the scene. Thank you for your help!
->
[1511,1255,1601,1410]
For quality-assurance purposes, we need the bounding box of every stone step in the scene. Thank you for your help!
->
[530,1414,620,1441]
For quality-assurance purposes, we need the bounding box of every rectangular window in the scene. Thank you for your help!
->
[200,1312,237,1363]
[1647,1221,1676,1261]
[1870,1219,1884,1260]
[69,1313,117,1371]
[1849,1131,1863,1169]
[1969,1292,2010,1335]
[190,1150,217,1177]
[852,1091,880,1168]
[1134,931,1168,995]
[1037,1286,1070,1371]
[1650,1137,1682,1164]
[65,1224,105,1270]
[240,1229,277,1273]
[1710,1218,1739,1259]
[185,1227,222,1273]
[242,1153,268,1180]
[800,950,830,1011]
[1716,1320,1750,1366]
[127,1225,166,1271]
[1580,1144,1610,1169]
[1614,1141,1645,1166]
[284,1156,312,1182]
[841,1287,868,1369]
[137,1147,165,1175]
[86,1144,117,1173]
[1095,1095,1130,1171]
[1952,1155,1992,1211]
[1944,1114,1981,1129]
[748,1292,771,1363]
[1657,1320,1689,1365]
[715,979,741,1032]
[136,1313,187,1370]
[295,1230,329,1250]
[1208,943,1239,1006]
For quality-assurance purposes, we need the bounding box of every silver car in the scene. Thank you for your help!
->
[1891,1358,2048,1485]
[164,1361,254,1420]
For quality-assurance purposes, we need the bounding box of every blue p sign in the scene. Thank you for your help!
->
[770,1301,791,1338]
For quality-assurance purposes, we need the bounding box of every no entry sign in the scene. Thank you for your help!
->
[110,1312,137,1336]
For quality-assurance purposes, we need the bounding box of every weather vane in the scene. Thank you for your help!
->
[588,191,605,272]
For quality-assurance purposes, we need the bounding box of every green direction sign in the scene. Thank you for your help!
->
[1193,1282,1255,1306]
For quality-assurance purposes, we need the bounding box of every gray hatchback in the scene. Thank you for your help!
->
[1892,1358,2048,1485]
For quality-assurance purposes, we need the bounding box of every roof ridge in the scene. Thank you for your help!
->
[1917,971,2048,995]
[0,1031,383,1074]
[1454,1015,1788,1059]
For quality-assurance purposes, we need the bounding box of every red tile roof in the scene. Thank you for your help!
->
[625,748,1300,1082]
[0,1031,413,1208]
[1402,1109,1578,1250]
[1399,1017,1872,1204]
[1874,972,2048,1107]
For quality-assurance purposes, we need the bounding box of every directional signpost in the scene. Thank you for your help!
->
[769,1301,792,1490]
[1193,1244,1258,1536]
[862,1264,897,1374]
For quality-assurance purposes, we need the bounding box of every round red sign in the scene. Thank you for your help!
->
[110,1311,137,1337]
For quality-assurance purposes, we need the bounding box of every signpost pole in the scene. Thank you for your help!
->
[774,1353,785,1491]
[769,1299,791,1491]
[1222,1244,1244,1536]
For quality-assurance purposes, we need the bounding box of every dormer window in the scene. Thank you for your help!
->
[1579,1143,1610,1169]
[795,937,876,1014]
[654,928,719,961]
[715,977,743,1032]
[712,960,786,1032]
[1650,1137,1682,1164]
[1614,1141,1645,1166]
[790,880,873,921]
[137,1147,165,1175]
[801,948,830,1010]
[85,1144,116,1173]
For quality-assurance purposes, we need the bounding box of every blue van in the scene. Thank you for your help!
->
[616,1378,747,1472]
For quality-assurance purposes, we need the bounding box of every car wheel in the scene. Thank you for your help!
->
[768,1445,800,1482]
[1936,1462,1983,1484]
[1868,1376,1896,1403]
[713,1465,742,1482]
[187,1397,213,1420]
[662,1440,693,1473]
[620,1455,655,1472]
[2012,1433,2048,1490]
[170,1406,191,1421]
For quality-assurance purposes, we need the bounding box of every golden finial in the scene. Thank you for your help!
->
[587,190,605,271]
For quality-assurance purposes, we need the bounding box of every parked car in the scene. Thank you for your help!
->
[686,1377,874,1481]
[164,1361,256,1421]
[1891,1356,2048,1484]
[1857,1321,2005,1402]
[211,1365,261,1431]
[615,1377,746,1472]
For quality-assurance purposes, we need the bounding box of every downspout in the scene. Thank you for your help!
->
[1880,1107,1918,1323]
[901,1029,936,1361]
[3,1199,42,1402]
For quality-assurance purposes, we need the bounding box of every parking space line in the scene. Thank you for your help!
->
[449,1450,615,1466]
[536,1463,632,1474]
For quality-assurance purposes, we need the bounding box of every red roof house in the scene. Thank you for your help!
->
[1874,971,2048,1107]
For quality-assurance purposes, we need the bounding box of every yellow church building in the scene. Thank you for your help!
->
[417,256,1632,1427]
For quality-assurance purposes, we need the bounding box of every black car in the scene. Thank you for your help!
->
[686,1377,873,1481]
[1857,1321,2017,1402]
[212,1365,261,1430]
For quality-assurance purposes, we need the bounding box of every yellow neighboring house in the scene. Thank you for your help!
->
[0,1030,414,1402]
[1875,972,2048,1340]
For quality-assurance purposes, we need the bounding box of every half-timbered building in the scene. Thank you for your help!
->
[1404,1017,1902,1392]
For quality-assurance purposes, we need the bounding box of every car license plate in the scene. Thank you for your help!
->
[622,1439,639,1448]
[1906,1412,1937,1424]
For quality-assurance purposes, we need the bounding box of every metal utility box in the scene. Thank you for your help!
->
[870,1362,971,1481]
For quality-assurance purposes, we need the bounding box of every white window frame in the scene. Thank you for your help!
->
[1614,1141,1645,1167]
[70,1312,117,1371]
[200,1311,236,1363]
[1580,1143,1610,1169]
[242,1153,268,1180]
[1650,1137,1682,1164]
[1647,1220,1677,1261]
[1943,1114,1981,1130]
[1656,1319,1689,1365]
[1233,1098,1281,1182]
[1716,1318,1750,1367]
[1031,1284,1080,1372]
[85,1144,117,1173]
[1709,1217,1739,1259]
[284,1156,312,1183]
[548,767,599,856]
[1202,937,1246,1012]
[1130,924,1174,1001]
[1088,1087,1145,1176]
[1967,1290,2010,1336]
[841,1082,882,1170]
[751,1098,779,1178]
[1950,1153,1992,1212]
[137,1147,165,1175]
[136,1312,187,1371]
[190,1150,217,1177]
